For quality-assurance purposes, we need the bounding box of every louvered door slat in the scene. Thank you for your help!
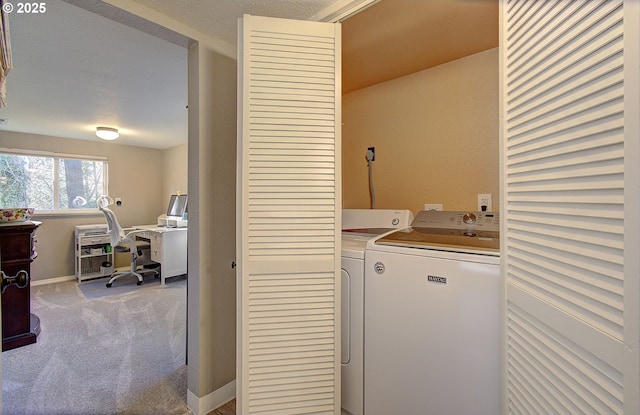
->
[238,15,341,415]
[501,0,638,413]
[507,0,622,90]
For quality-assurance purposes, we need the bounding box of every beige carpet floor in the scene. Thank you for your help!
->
[2,275,188,415]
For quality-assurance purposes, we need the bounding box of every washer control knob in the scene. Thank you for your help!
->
[463,213,476,224]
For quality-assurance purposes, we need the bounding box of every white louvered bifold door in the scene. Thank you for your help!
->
[237,15,342,415]
[501,1,640,414]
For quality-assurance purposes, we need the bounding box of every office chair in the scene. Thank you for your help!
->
[97,196,158,288]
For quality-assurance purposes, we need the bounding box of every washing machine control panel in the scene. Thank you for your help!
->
[411,210,500,231]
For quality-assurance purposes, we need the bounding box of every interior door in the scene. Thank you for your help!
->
[237,15,342,414]
[501,0,640,413]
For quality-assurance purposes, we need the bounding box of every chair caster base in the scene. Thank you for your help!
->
[136,281,143,286]
[106,283,113,288]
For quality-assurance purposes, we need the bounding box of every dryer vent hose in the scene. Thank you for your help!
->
[366,148,376,209]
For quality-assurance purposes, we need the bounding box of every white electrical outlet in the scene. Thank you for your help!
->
[424,204,442,211]
[477,194,492,212]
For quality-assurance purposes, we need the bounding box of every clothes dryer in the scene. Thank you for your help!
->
[364,210,501,415]
[340,209,413,415]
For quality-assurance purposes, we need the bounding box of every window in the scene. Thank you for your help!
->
[0,149,108,212]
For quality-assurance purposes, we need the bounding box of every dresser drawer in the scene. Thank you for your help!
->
[150,236,163,262]
[0,230,35,261]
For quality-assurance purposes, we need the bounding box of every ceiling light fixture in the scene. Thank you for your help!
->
[96,126,119,140]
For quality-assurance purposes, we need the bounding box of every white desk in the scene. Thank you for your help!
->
[133,225,187,286]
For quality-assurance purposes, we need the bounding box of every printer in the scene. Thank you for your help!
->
[157,213,188,228]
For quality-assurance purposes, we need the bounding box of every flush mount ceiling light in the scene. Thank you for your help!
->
[96,126,119,140]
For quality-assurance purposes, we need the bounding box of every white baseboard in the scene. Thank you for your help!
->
[31,275,76,286]
[187,379,235,415]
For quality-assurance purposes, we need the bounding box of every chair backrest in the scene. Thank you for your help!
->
[98,196,125,248]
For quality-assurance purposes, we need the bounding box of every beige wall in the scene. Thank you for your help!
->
[186,43,237,402]
[163,143,188,198]
[0,130,170,281]
[342,48,499,214]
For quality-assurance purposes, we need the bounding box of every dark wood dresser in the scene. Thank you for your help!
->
[0,221,42,351]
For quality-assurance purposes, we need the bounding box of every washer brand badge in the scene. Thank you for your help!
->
[374,262,385,274]
[428,275,447,284]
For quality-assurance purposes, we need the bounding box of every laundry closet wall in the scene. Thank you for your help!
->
[342,48,499,214]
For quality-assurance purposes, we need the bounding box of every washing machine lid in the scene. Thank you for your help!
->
[374,211,500,256]
[342,228,401,259]
[341,235,369,259]
[342,227,399,236]
[341,209,416,259]
[375,227,499,255]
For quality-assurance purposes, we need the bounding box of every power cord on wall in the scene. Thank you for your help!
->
[366,147,376,209]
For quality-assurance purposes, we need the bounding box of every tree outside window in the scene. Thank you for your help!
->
[0,151,107,211]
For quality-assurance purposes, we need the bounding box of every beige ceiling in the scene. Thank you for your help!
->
[0,0,498,149]
[342,0,498,94]
[124,0,499,94]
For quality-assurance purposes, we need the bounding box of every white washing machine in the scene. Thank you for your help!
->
[341,209,414,415]
[364,210,500,415]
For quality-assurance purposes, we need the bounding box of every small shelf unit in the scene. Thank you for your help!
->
[74,224,114,282]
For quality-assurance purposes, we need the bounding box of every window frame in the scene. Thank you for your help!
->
[0,147,109,217]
